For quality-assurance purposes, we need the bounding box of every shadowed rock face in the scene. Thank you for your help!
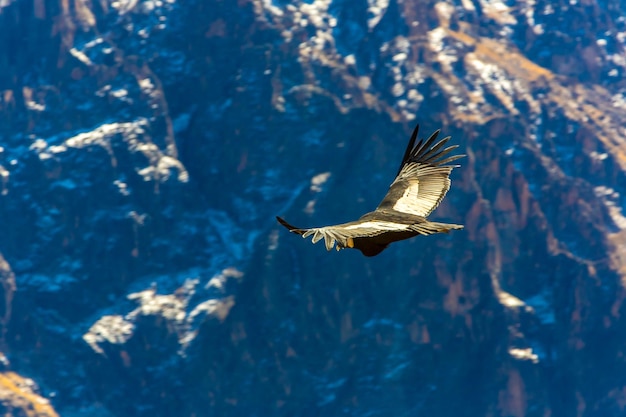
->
[1,0,626,416]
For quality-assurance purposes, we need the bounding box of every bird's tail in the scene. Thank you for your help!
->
[409,221,464,235]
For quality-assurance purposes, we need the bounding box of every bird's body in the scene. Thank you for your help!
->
[277,124,464,256]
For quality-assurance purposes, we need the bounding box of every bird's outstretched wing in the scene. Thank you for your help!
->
[376,124,464,218]
[276,216,408,251]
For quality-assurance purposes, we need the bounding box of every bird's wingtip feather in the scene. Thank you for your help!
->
[276,216,306,235]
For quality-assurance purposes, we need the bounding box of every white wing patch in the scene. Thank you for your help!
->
[343,221,409,231]
[392,175,450,217]
[392,181,422,215]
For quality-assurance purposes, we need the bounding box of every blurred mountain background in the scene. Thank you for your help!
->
[1,0,626,415]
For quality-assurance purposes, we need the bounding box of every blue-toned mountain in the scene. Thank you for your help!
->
[1,0,626,416]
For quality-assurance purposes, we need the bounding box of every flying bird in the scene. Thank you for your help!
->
[276,124,464,257]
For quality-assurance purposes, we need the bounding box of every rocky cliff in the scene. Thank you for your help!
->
[1,0,626,416]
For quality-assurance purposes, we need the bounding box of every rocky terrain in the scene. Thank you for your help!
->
[1,0,626,416]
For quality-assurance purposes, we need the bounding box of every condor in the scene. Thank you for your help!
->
[277,124,464,257]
